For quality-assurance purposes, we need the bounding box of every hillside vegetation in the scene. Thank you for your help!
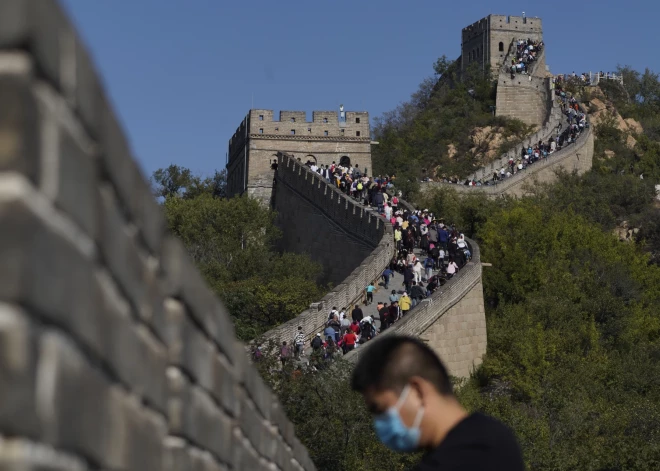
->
[372,58,535,196]
[414,66,660,469]
[151,166,326,340]
[253,65,660,470]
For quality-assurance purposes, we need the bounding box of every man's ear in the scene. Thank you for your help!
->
[408,376,430,407]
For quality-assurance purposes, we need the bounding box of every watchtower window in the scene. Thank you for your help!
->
[499,42,504,52]
[308,127,312,133]
[323,118,328,123]
[356,131,361,137]
[290,129,295,135]
[356,117,361,123]
[259,115,264,121]
[259,128,263,134]
[341,129,345,134]
[290,117,295,122]
[324,131,329,136]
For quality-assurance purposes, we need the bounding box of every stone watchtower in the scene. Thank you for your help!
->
[461,14,543,75]
[226,109,372,202]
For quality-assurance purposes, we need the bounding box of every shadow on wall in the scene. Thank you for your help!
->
[272,152,391,285]
[0,2,316,470]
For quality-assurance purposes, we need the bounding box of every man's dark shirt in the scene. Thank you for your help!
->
[414,413,524,471]
[410,285,425,300]
[351,307,364,322]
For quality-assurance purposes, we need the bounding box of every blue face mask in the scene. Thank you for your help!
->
[373,385,425,452]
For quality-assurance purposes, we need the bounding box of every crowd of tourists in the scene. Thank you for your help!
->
[280,206,472,368]
[302,158,403,212]
[508,38,543,78]
[434,73,589,187]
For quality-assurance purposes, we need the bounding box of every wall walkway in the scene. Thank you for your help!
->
[343,234,486,379]
[265,166,488,379]
[262,153,395,346]
[421,125,594,198]
[0,1,315,470]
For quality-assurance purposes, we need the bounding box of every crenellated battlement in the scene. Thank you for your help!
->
[227,109,372,201]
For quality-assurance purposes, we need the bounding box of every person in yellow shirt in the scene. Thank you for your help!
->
[399,292,411,316]
[394,227,402,251]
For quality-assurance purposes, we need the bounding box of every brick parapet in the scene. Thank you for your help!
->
[421,125,594,197]
[0,1,315,469]
[261,152,395,345]
[344,236,486,378]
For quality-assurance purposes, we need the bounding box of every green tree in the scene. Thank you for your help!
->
[152,164,227,199]
[156,167,324,340]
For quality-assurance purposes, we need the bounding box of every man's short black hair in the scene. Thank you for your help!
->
[351,335,453,396]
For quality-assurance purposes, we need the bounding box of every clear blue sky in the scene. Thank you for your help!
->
[60,0,658,179]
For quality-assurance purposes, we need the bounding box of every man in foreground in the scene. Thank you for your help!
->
[351,335,524,470]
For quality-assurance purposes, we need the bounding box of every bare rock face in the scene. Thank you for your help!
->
[447,143,457,159]
[625,118,644,135]
[604,149,616,159]
[588,96,643,146]
[470,126,505,161]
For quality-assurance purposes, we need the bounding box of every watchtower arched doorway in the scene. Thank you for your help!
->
[339,156,351,167]
[305,154,317,165]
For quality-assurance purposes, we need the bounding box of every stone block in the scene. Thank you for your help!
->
[239,392,275,460]
[0,303,40,437]
[210,349,237,416]
[74,38,102,139]
[30,0,71,91]
[190,447,228,471]
[166,367,232,464]
[98,184,162,324]
[1,195,104,353]
[55,116,98,239]
[112,318,167,413]
[0,75,40,182]
[179,263,236,364]
[164,298,216,397]
[0,437,88,471]
[0,0,29,46]
[164,435,192,471]
[231,430,266,471]
[243,363,273,422]
[122,394,167,471]
[98,94,136,215]
[35,330,126,469]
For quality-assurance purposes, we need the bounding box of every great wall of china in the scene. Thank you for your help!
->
[0,2,593,469]
[421,38,594,197]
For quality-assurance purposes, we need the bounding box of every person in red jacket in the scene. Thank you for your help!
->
[343,330,358,354]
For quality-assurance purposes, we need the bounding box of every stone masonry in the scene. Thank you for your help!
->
[259,155,488,379]
[273,152,389,285]
[461,14,543,75]
[0,1,316,470]
[344,233,487,379]
[227,109,372,203]
[421,123,595,198]
[260,152,395,347]
[495,41,551,127]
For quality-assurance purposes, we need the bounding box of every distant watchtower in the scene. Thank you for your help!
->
[226,108,372,203]
[461,14,543,75]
